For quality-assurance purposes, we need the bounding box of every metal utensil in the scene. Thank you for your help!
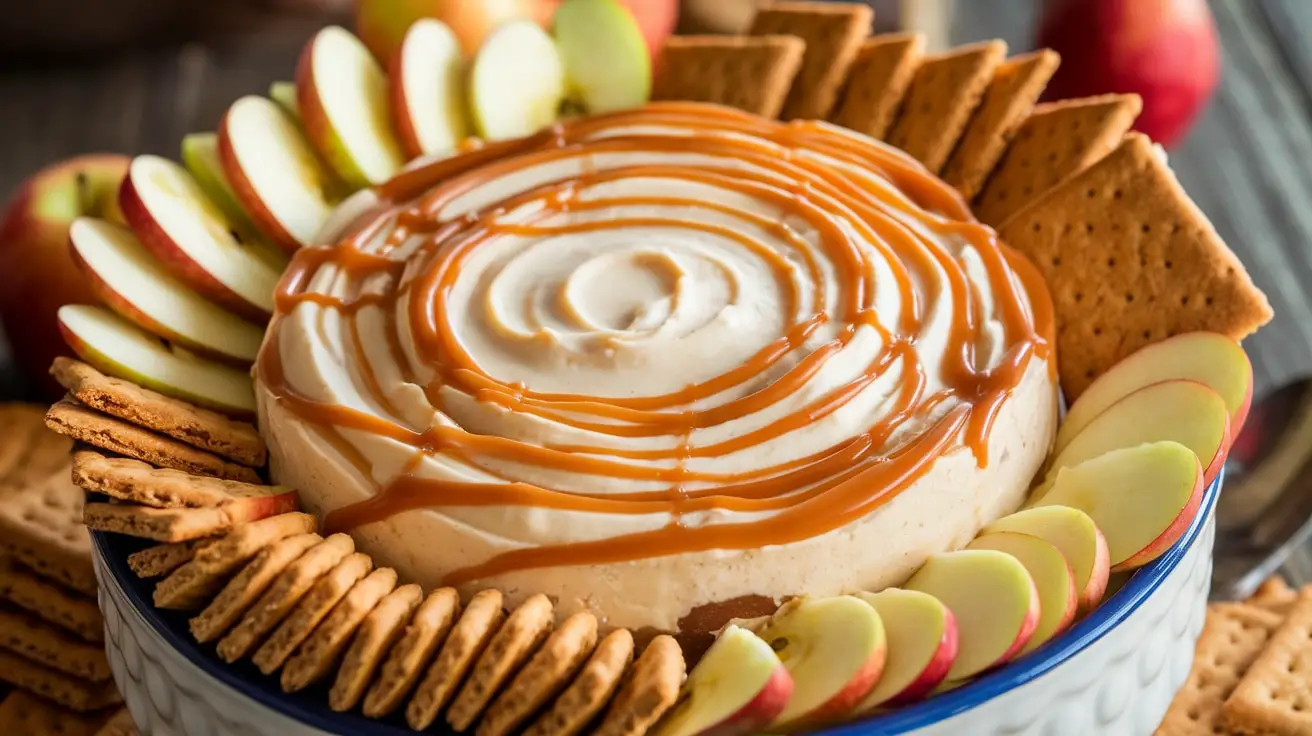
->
[1212,378,1312,600]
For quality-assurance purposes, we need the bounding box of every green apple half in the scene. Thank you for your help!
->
[553,0,652,113]
[469,20,565,141]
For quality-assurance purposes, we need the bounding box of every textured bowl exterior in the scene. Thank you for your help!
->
[96,477,1217,736]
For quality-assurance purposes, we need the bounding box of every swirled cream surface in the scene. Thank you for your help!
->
[255,103,1059,632]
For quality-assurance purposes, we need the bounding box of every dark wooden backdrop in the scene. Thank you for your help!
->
[1,0,1309,401]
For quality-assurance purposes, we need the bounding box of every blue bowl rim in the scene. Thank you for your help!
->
[94,472,1220,735]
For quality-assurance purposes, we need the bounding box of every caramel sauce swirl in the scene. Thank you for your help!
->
[256,102,1055,597]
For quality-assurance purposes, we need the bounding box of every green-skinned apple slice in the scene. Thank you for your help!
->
[553,0,652,113]
[651,625,792,736]
[390,18,469,159]
[297,26,404,189]
[180,132,268,244]
[58,304,256,415]
[469,20,565,141]
[218,95,337,254]
[69,217,263,365]
[269,81,300,119]
[118,154,284,321]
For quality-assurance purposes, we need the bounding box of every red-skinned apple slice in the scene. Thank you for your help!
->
[179,132,267,245]
[58,304,256,416]
[1040,379,1230,489]
[757,596,885,730]
[118,155,284,322]
[297,26,404,189]
[853,589,957,710]
[905,549,1040,681]
[650,625,792,736]
[983,505,1111,613]
[1057,332,1253,452]
[966,532,1078,653]
[390,18,469,159]
[69,218,263,365]
[218,95,338,254]
[1034,441,1204,572]
[469,21,565,141]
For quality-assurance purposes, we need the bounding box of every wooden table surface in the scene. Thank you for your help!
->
[1,0,1309,401]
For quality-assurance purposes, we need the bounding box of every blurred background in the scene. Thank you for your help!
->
[0,0,1305,406]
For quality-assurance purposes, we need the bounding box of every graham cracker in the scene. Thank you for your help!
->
[0,556,102,643]
[216,533,355,663]
[0,606,110,681]
[885,40,1008,173]
[406,589,507,731]
[941,49,1061,199]
[595,635,684,736]
[93,708,138,736]
[84,501,293,543]
[829,33,926,140]
[281,566,398,692]
[1155,603,1284,735]
[524,628,635,736]
[651,36,805,119]
[51,358,265,467]
[330,583,423,712]
[479,611,599,736]
[997,132,1274,398]
[0,649,121,712]
[189,533,323,642]
[72,450,293,509]
[362,586,461,718]
[45,400,260,484]
[973,93,1142,227]
[0,405,72,488]
[127,541,197,578]
[253,552,373,675]
[1223,595,1312,735]
[0,689,107,736]
[0,463,96,596]
[747,1,872,120]
[447,593,555,732]
[153,512,317,610]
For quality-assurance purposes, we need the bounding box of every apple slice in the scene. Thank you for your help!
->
[1041,379,1230,488]
[983,505,1111,613]
[219,95,338,254]
[269,81,299,119]
[118,154,284,322]
[69,218,263,365]
[966,532,1077,653]
[650,625,792,736]
[1057,332,1253,452]
[852,589,957,709]
[1034,441,1204,572]
[179,132,271,246]
[553,0,652,113]
[297,26,405,190]
[756,596,885,730]
[58,304,256,416]
[389,18,469,159]
[904,549,1039,681]
[469,20,565,141]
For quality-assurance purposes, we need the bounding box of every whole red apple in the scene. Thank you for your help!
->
[0,154,130,397]
[1037,0,1220,148]
[356,0,677,65]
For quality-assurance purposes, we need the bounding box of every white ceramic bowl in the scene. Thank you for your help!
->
[95,476,1217,736]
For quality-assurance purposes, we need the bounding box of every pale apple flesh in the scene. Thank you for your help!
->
[757,596,886,730]
[469,20,565,141]
[297,26,405,189]
[966,532,1078,654]
[390,18,469,159]
[58,304,257,416]
[1057,331,1253,452]
[1040,378,1230,489]
[68,217,263,366]
[983,505,1111,614]
[1035,441,1204,572]
[218,95,338,254]
[650,625,792,736]
[904,549,1040,681]
[554,0,652,113]
[853,589,957,710]
[180,132,268,246]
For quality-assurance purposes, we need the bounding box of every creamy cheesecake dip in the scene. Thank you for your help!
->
[254,102,1059,635]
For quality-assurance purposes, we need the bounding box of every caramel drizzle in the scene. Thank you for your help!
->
[256,103,1055,586]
